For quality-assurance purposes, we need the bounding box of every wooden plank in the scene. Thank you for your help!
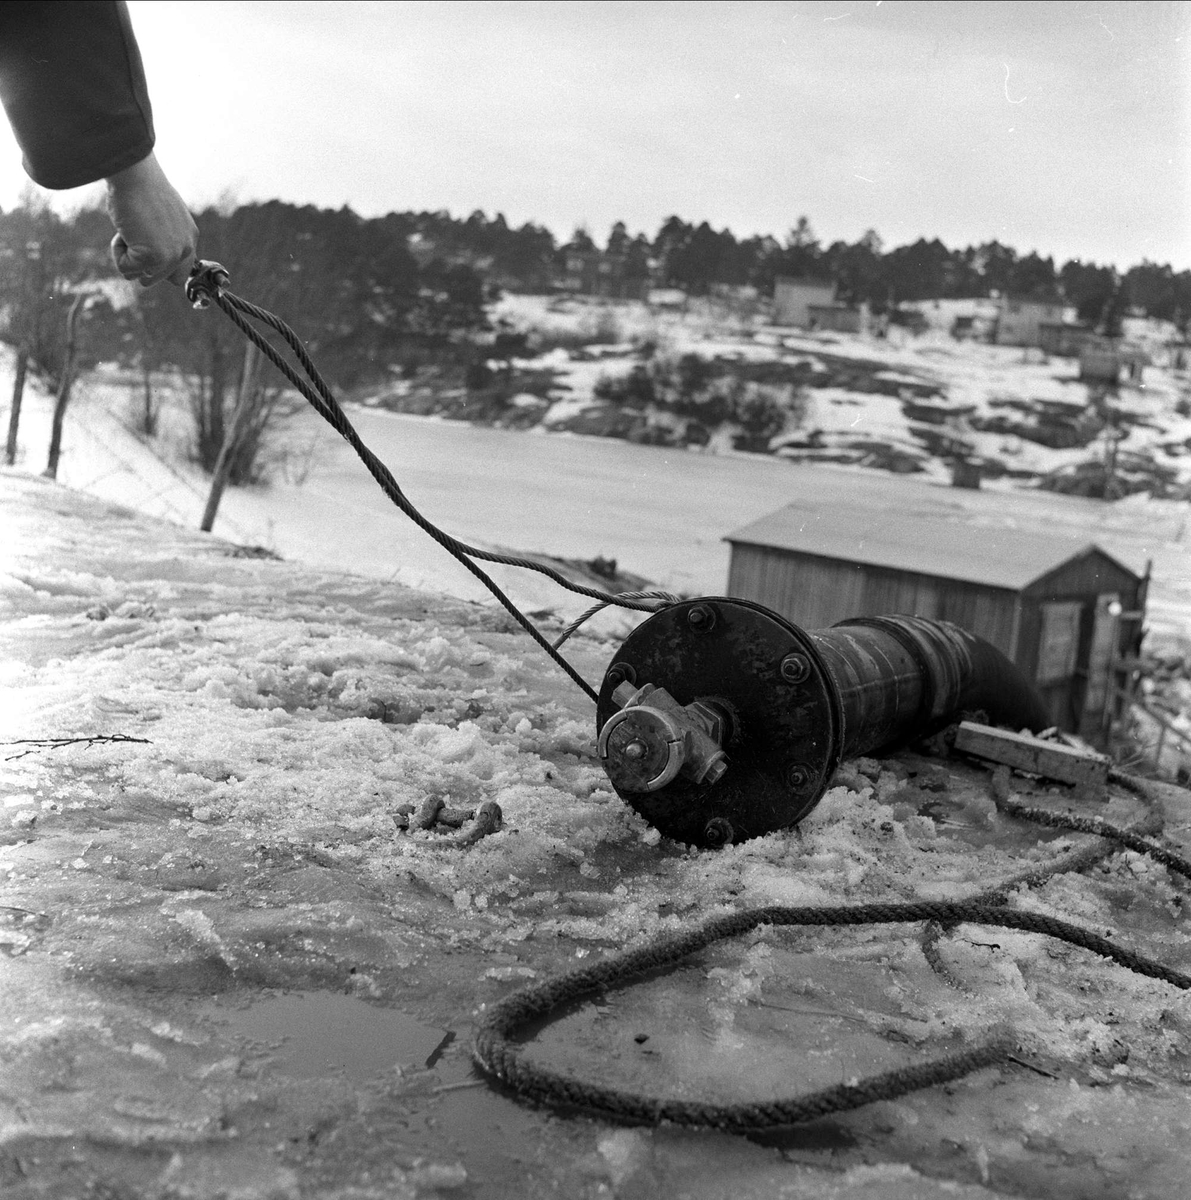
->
[953,720,1110,788]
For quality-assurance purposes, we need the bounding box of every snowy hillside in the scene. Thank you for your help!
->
[476,294,1191,496]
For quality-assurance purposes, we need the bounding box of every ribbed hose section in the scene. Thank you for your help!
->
[811,615,1048,760]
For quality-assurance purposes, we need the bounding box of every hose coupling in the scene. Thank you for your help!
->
[597,680,729,793]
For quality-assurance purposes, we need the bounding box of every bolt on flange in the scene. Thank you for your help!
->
[779,653,811,684]
[687,604,716,632]
[702,817,734,848]
[605,661,636,689]
[786,763,813,790]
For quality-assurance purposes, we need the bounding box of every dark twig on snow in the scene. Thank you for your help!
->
[2,734,152,761]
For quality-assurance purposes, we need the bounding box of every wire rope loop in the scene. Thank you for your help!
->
[186,261,676,703]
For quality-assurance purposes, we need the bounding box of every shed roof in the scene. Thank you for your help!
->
[725,502,1140,592]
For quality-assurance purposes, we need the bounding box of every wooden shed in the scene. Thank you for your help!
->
[725,503,1147,740]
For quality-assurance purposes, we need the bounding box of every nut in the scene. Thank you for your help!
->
[779,653,811,684]
[703,817,734,848]
[786,763,813,790]
[687,604,715,632]
[605,662,636,689]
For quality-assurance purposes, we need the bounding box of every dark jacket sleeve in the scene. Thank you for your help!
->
[0,1,155,189]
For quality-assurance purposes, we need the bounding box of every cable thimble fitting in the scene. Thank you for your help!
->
[186,260,231,310]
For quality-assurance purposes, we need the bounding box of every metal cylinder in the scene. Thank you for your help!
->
[596,598,1048,848]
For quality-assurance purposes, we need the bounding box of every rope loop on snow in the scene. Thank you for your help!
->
[186,259,678,703]
[473,786,1191,1131]
[473,897,1191,1131]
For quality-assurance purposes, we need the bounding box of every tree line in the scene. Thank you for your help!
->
[3,198,1188,388]
[605,215,1190,330]
[0,199,493,481]
[394,207,1191,329]
[1,195,1186,485]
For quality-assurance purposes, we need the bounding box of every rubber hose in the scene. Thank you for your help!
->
[952,626,1051,734]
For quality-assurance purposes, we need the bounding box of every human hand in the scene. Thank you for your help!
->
[106,151,198,286]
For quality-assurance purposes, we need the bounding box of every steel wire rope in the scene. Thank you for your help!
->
[552,588,684,650]
[186,262,677,703]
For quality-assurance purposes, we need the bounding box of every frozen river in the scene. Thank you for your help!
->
[258,406,957,599]
[51,393,1191,645]
[226,407,1190,644]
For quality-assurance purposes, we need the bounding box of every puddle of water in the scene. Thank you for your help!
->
[204,991,554,1195]
[207,991,453,1083]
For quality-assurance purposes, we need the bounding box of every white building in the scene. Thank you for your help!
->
[995,296,1068,347]
[773,276,837,327]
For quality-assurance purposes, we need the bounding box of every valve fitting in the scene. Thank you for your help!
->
[598,681,729,793]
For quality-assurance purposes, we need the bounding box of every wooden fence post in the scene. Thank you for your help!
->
[200,340,260,533]
[44,294,85,480]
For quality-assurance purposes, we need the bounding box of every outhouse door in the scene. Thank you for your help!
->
[1078,593,1121,742]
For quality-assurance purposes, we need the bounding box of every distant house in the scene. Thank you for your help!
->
[773,276,837,327]
[1118,344,1150,383]
[724,500,1146,740]
[995,296,1068,347]
[554,245,649,300]
[807,304,863,334]
[773,276,864,332]
[555,246,600,294]
[888,307,929,336]
[709,283,763,319]
[1079,341,1151,386]
[1079,340,1122,384]
[1039,322,1099,358]
[647,288,688,310]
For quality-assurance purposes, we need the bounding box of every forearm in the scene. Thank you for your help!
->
[0,1,154,189]
[0,2,195,285]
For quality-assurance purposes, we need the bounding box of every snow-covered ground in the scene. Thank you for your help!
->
[6,466,1191,1197]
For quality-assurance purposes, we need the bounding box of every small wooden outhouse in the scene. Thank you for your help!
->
[725,503,1147,740]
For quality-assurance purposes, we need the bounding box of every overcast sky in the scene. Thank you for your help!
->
[1,1,1187,269]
